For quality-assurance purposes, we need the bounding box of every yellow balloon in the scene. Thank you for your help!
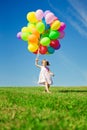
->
[27,12,38,23]
[28,44,39,52]
[21,27,29,33]
[27,24,35,33]
[51,20,61,30]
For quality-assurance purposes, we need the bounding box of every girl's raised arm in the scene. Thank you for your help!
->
[35,58,42,68]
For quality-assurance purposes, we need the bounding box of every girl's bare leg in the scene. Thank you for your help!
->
[48,84,50,89]
[45,82,49,92]
[48,84,51,93]
[45,82,51,93]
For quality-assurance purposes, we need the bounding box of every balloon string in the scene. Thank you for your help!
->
[36,48,40,59]
[36,41,40,59]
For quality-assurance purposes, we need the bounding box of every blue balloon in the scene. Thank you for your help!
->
[48,46,55,54]
[42,19,50,30]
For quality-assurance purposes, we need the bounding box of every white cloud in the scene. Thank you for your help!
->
[67,17,87,37]
[48,0,87,37]
[67,0,87,24]
[67,7,87,28]
[67,0,87,36]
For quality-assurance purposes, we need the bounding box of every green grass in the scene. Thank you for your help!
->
[0,87,87,130]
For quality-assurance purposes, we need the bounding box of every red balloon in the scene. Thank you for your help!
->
[33,50,38,54]
[39,45,47,54]
[50,40,60,49]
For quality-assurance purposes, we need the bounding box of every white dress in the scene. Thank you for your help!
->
[38,66,53,85]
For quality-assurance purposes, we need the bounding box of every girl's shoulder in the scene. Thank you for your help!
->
[46,67,50,71]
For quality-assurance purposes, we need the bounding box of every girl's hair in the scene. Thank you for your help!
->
[46,61,50,66]
[42,59,50,66]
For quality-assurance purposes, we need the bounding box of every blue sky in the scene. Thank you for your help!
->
[0,0,87,86]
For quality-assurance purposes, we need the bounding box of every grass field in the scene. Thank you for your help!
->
[0,87,87,130]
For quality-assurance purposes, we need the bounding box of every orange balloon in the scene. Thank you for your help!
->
[28,34,38,43]
[31,28,40,39]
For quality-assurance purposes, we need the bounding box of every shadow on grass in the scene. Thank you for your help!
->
[58,90,87,93]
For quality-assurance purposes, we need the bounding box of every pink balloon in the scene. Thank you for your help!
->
[44,10,51,17]
[59,31,65,39]
[17,32,22,39]
[45,13,55,24]
[53,16,58,20]
[36,9,44,20]
[58,22,66,31]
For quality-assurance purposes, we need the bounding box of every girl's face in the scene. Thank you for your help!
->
[42,60,47,66]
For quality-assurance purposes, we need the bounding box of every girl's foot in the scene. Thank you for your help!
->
[47,91,51,93]
[44,89,51,93]
[45,89,47,92]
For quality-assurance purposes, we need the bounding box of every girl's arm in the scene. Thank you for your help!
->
[35,58,42,68]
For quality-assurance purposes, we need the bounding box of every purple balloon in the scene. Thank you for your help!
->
[59,31,65,39]
[55,44,61,50]
[17,32,22,39]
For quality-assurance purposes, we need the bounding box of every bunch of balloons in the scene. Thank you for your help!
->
[17,9,66,55]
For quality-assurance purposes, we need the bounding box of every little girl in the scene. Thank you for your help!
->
[35,58,54,93]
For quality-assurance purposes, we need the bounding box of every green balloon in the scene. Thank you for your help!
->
[36,22,45,34]
[41,32,49,38]
[21,32,30,41]
[40,37,50,46]
[49,30,60,40]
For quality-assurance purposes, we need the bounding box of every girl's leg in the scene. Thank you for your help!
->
[45,82,49,92]
[45,82,51,93]
[48,84,51,93]
[48,84,50,89]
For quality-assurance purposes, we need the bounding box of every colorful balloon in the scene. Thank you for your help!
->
[28,44,38,52]
[51,20,61,30]
[36,9,44,20]
[40,37,50,46]
[27,23,35,33]
[42,19,50,30]
[39,45,47,54]
[21,32,30,41]
[49,30,60,40]
[17,10,66,55]
[58,22,66,31]
[31,28,40,38]
[27,12,38,23]
[44,10,50,17]
[45,13,55,24]
[36,22,45,34]
[33,50,38,54]
[47,46,55,54]
[59,31,65,39]
[28,34,38,44]
[17,32,22,39]
[21,27,29,33]
[50,40,60,49]
[55,44,61,50]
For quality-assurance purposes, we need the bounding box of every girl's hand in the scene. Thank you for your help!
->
[35,58,39,61]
